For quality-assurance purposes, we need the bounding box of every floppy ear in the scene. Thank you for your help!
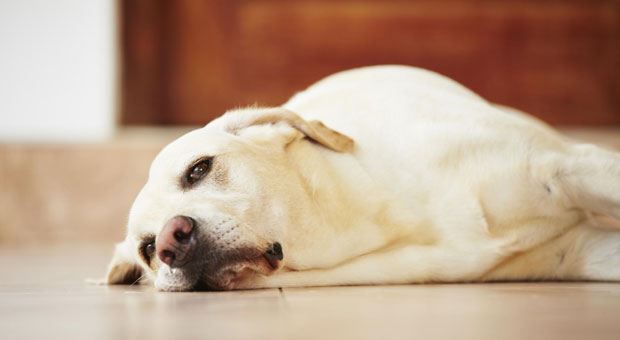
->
[104,240,143,285]
[222,107,354,152]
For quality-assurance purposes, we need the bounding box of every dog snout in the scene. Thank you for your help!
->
[156,215,197,267]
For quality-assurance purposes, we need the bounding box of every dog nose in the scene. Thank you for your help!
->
[156,215,196,267]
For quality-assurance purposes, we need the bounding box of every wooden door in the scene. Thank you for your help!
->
[121,0,620,126]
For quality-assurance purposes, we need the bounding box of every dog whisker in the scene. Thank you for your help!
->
[129,272,149,287]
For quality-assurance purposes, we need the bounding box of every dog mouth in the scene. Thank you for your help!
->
[156,242,284,291]
[204,243,283,290]
[262,242,283,269]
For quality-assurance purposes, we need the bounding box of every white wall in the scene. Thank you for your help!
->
[0,0,117,142]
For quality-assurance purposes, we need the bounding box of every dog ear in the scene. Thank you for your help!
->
[222,107,354,152]
[105,240,143,285]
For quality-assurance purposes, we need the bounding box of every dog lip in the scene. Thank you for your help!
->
[262,242,283,269]
[262,253,279,269]
[180,245,282,291]
[193,279,229,291]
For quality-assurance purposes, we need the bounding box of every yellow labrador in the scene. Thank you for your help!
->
[105,65,620,291]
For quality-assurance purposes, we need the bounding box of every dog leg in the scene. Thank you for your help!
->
[240,243,507,288]
[559,143,620,219]
[247,223,620,288]
[484,223,620,282]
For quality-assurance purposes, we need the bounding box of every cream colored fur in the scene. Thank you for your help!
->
[105,65,620,291]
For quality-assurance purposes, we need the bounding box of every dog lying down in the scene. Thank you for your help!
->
[104,65,620,291]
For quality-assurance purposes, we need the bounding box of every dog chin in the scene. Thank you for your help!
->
[154,263,263,292]
[154,266,199,292]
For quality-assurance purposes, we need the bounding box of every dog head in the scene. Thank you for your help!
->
[104,107,354,291]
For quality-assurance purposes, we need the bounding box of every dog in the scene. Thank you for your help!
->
[104,65,620,291]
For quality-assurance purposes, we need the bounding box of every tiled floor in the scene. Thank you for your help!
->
[2,244,620,340]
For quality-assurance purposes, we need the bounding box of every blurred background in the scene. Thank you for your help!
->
[1,0,619,246]
[122,0,620,126]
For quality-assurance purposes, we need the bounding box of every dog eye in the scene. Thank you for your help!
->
[141,241,156,265]
[186,158,213,185]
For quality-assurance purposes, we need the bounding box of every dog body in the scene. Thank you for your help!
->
[106,65,620,291]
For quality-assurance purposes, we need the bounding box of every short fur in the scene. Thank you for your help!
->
[104,65,620,291]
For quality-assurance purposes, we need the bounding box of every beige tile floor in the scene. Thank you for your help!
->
[2,244,620,340]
